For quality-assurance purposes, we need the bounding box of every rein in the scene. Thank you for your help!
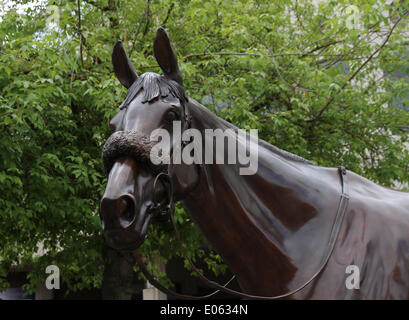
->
[133,103,350,299]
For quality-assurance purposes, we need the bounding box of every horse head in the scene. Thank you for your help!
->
[100,28,199,251]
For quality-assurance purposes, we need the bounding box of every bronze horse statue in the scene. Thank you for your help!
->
[100,28,409,299]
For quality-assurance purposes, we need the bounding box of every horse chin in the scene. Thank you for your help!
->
[104,213,152,252]
[100,157,158,252]
[104,230,146,251]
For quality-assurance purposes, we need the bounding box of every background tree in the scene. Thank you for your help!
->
[1,0,409,296]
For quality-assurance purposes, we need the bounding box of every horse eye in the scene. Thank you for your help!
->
[164,110,178,122]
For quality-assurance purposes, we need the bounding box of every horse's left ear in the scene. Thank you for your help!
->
[154,27,183,86]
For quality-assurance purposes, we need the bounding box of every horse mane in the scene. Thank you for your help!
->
[258,139,314,165]
[222,116,314,165]
[188,98,314,166]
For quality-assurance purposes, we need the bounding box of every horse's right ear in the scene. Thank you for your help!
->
[112,41,138,89]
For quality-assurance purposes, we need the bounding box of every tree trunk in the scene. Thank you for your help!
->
[101,246,144,300]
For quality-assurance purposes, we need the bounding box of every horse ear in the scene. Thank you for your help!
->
[154,27,183,86]
[112,41,138,89]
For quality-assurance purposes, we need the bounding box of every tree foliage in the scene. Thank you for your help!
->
[1,0,409,294]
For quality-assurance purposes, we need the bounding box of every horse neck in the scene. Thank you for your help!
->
[181,99,338,295]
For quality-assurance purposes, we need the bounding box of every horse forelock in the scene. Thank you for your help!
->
[119,72,187,109]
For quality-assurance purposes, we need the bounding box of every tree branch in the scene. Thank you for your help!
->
[300,40,342,58]
[183,51,370,61]
[142,0,152,36]
[293,0,306,32]
[310,16,403,126]
[77,0,84,68]
[130,0,151,54]
[161,2,175,27]
[183,52,262,60]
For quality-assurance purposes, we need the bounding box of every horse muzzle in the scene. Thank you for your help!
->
[99,157,166,251]
[100,193,152,251]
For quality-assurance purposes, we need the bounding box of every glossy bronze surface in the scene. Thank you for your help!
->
[100,28,409,299]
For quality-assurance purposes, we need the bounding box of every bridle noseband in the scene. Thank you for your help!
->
[146,97,192,220]
[147,172,174,219]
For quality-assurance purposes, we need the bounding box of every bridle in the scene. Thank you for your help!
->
[134,100,351,300]
[145,95,193,219]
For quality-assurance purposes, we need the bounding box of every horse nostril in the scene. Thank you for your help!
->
[118,195,136,229]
